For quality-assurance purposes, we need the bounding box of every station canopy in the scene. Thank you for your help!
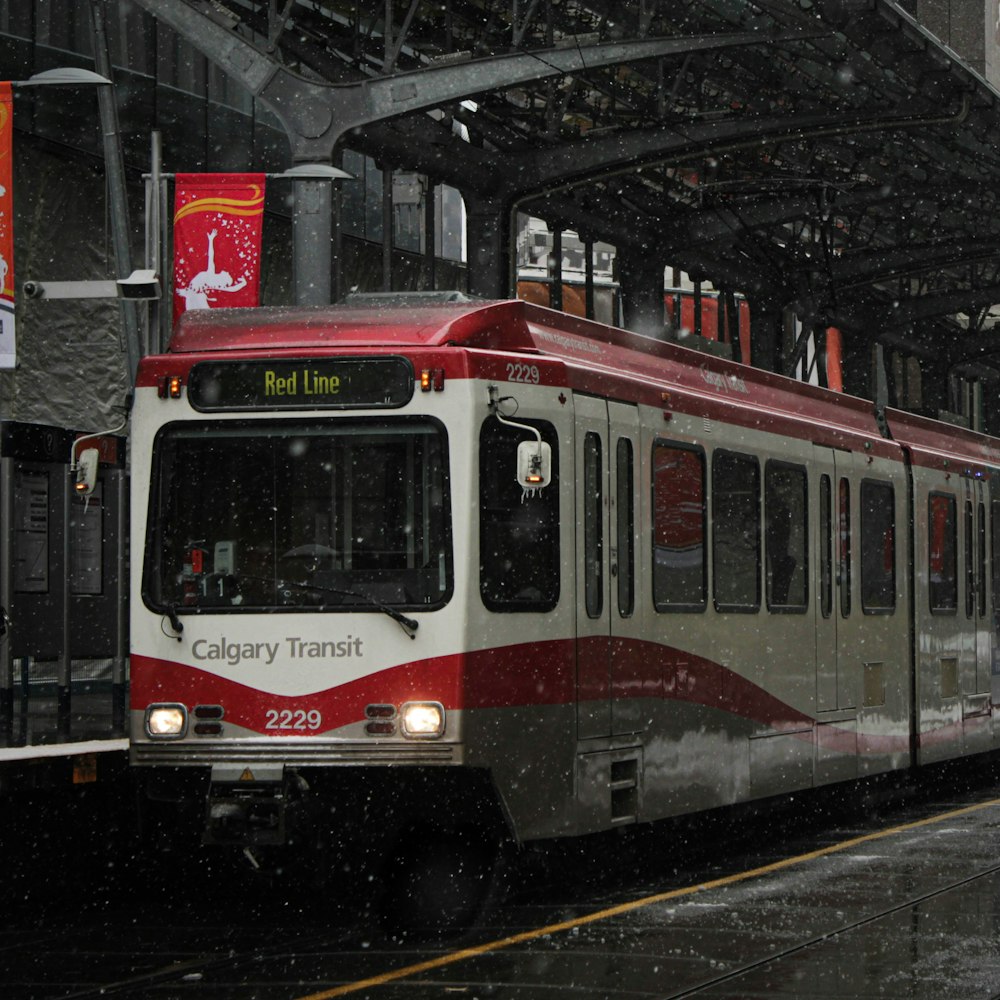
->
[136,0,1000,379]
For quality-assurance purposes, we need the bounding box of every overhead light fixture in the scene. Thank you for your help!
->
[16,69,112,87]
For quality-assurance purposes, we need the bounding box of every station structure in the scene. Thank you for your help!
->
[4,0,1000,765]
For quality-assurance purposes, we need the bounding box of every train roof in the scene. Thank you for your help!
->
[166,298,1000,472]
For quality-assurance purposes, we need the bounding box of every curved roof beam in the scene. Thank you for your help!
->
[507,98,969,199]
[131,0,824,164]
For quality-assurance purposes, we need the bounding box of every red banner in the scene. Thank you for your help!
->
[0,82,15,368]
[172,173,265,321]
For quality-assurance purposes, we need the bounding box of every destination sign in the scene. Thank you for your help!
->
[187,357,414,411]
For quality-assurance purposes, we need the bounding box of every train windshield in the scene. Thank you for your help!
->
[143,417,452,613]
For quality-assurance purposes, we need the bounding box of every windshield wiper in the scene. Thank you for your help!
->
[274,577,419,639]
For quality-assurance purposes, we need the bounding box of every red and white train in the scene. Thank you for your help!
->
[130,295,1000,859]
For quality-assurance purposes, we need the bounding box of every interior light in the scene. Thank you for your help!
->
[400,701,445,739]
[145,703,188,738]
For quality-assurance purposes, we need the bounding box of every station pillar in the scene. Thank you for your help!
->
[618,248,665,337]
[464,195,513,300]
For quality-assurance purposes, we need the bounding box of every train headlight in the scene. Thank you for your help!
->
[400,701,445,739]
[145,703,188,739]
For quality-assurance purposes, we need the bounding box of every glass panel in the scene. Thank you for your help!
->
[584,432,603,619]
[839,478,851,618]
[713,451,760,612]
[480,419,560,611]
[616,438,634,618]
[652,443,706,611]
[144,419,451,612]
[929,493,957,613]
[978,502,987,618]
[965,499,974,619]
[765,461,808,611]
[860,480,895,612]
[820,474,832,618]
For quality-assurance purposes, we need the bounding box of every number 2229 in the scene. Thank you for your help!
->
[264,708,322,730]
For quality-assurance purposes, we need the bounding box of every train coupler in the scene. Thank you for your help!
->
[204,763,288,846]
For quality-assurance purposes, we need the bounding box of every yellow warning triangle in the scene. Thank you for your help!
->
[239,767,255,782]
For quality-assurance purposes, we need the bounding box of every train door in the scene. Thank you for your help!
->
[814,447,857,716]
[574,395,640,740]
[969,479,990,695]
[965,477,991,752]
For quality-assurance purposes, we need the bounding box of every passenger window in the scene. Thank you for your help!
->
[965,500,974,619]
[652,442,706,612]
[839,477,851,618]
[584,432,603,619]
[765,461,807,612]
[860,480,895,613]
[978,502,987,618]
[616,438,634,618]
[713,450,760,612]
[992,500,1000,614]
[819,474,833,619]
[929,492,957,613]
[479,419,560,612]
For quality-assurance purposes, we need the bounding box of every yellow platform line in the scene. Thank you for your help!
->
[297,795,1000,1000]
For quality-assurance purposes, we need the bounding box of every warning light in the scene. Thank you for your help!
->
[420,369,445,392]
[158,375,183,398]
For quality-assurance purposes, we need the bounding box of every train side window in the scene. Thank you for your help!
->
[860,480,895,614]
[479,418,560,612]
[584,432,603,619]
[965,500,974,619]
[978,501,987,618]
[713,450,761,613]
[819,474,833,618]
[616,438,634,618]
[839,478,851,618]
[992,500,1000,614]
[765,461,808,612]
[929,492,958,613]
[652,442,706,612]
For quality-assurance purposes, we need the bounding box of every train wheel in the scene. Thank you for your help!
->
[378,824,504,940]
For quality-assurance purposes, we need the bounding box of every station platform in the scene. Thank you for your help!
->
[0,663,127,791]
[2,762,1000,998]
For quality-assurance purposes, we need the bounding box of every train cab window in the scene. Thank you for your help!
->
[652,442,706,612]
[584,432,603,619]
[616,438,635,617]
[929,492,957,613]
[819,475,833,618]
[479,418,560,612]
[964,500,974,619]
[712,450,761,613]
[860,480,895,613]
[765,461,807,612]
[143,418,452,613]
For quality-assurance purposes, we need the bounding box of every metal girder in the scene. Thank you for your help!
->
[510,97,969,200]
[818,239,1000,291]
[884,286,1000,327]
[130,0,825,163]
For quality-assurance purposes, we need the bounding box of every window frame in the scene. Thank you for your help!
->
[651,440,707,613]
[712,449,761,614]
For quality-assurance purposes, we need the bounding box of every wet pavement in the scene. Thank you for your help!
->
[3,764,1000,999]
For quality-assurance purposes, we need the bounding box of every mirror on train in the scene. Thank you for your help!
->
[516,440,552,491]
[73,447,99,497]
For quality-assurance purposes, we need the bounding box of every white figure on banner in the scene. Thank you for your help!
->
[0,252,8,298]
[178,228,248,310]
